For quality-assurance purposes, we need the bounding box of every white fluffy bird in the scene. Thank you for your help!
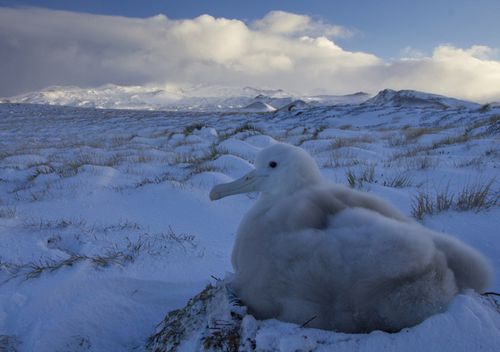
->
[209,143,492,333]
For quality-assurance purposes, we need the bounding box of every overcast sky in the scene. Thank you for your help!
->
[1,1,500,101]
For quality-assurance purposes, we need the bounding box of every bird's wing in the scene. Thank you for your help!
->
[265,184,409,234]
[325,185,410,222]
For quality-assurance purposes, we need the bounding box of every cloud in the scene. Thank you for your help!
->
[252,10,352,38]
[0,7,499,102]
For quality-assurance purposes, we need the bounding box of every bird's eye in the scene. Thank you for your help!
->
[269,161,278,168]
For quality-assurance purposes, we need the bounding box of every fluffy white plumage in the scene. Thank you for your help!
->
[209,143,492,332]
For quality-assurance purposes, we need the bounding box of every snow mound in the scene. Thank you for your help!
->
[241,101,276,112]
[147,282,500,352]
[364,89,479,109]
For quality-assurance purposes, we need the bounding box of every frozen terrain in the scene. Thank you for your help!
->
[2,84,370,111]
[0,89,499,351]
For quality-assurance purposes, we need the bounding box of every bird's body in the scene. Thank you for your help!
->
[210,143,492,332]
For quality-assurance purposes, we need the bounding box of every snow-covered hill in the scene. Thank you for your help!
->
[4,84,486,112]
[364,89,480,109]
[241,101,277,112]
[0,100,498,351]
[2,84,371,111]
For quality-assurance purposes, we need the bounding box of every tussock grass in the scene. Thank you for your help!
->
[456,181,498,211]
[111,134,138,146]
[346,170,357,188]
[412,156,437,170]
[323,150,362,168]
[0,334,20,352]
[135,173,181,188]
[383,173,413,188]
[346,164,376,188]
[169,144,227,176]
[310,125,327,140]
[412,193,435,220]
[26,164,55,182]
[394,156,437,170]
[330,135,373,150]
[170,153,197,165]
[0,206,16,218]
[404,127,441,141]
[22,250,138,280]
[23,217,87,230]
[455,157,485,169]
[217,123,265,142]
[136,153,155,163]
[3,226,197,281]
[232,122,265,135]
[194,144,229,164]
[12,182,53,203]
[189,163,224,176]
[57,152,123,178]
[391,145,434,160]
[23,218,145,236]
[432,132,470,149]
[465,115,500,135]
[388,127,442,147]
[412,180,498,219]
[183,123,205,136]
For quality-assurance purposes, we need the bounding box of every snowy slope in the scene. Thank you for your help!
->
[241,101,277,112]
[0,99,499,351]
[364,89,480,109]
[2,84,371,111]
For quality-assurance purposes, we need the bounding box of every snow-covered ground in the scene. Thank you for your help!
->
[0,90,499,351]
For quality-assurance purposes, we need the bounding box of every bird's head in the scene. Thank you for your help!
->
[209,143,323,200]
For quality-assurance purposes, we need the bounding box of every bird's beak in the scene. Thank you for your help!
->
[209,169,261,200]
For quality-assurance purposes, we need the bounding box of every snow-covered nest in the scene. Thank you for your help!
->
[146,281,500,352]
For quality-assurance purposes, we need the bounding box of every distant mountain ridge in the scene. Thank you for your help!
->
[1,84,481,111]
[1,84,370,111]
[364,89,480,109]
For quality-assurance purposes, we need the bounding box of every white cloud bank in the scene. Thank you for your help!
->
[1,7,500,102]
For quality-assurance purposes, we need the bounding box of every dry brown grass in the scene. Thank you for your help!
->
[432,132,470,149]
[330,135,373,150]
[383,173,413,188]
[412,180,498,219]
[346,164,376,188]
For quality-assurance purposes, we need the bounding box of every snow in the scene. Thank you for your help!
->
[364,89,480,109]
[241,102,276,112]
[0,94,499,351]
[147,281,500,352]
[2,83,372,111]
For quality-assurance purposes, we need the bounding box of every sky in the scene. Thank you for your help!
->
[1,0,500,101]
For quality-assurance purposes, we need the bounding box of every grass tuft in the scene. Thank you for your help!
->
[456,181,498,211]
[183,123,205,136]
[383,173,413,188]
[0,335,20,352]
[346,164,376,188]
[330,135,372,150]
[0,206,16,218]
[412,180,498,219]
